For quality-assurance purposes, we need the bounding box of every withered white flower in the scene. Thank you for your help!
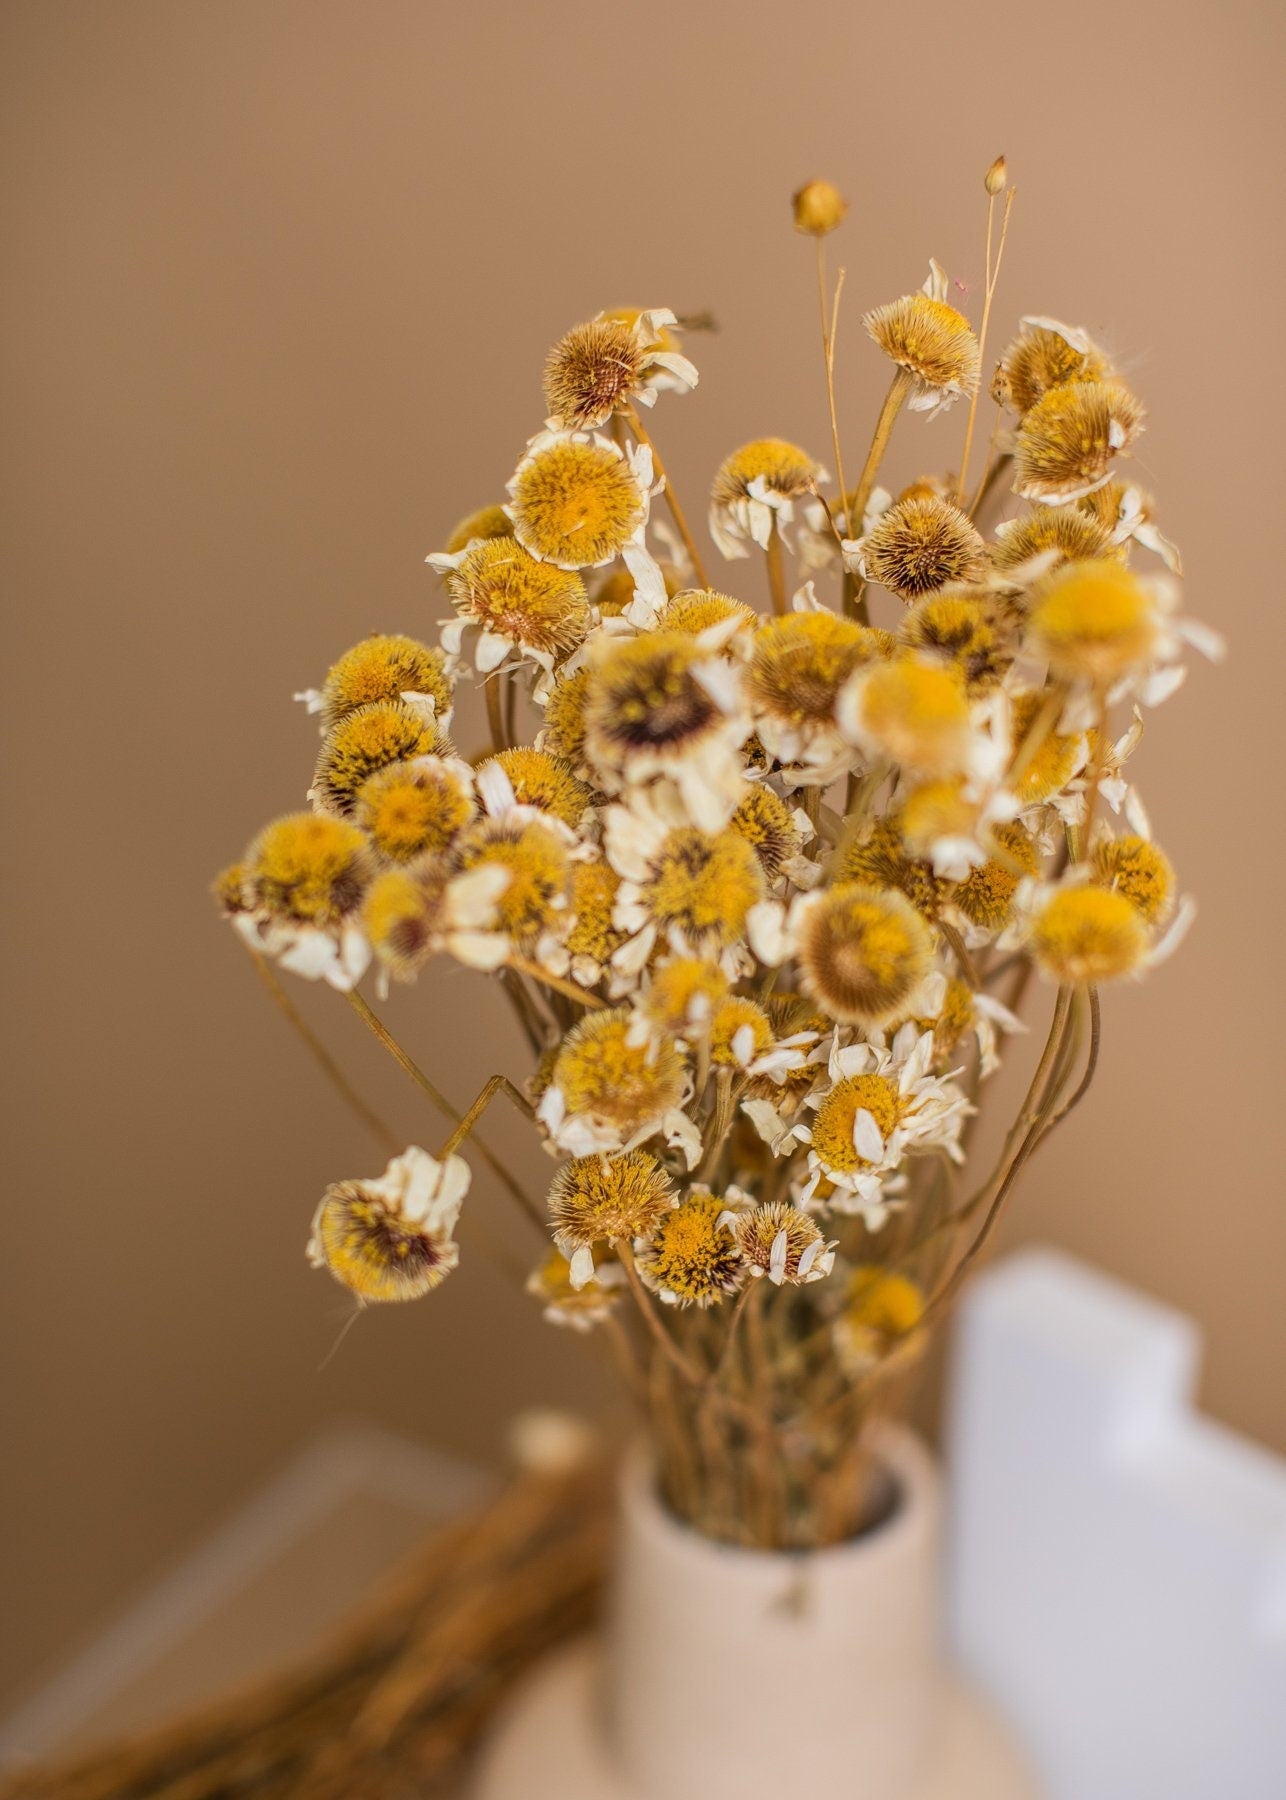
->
[307,1147,469,1302]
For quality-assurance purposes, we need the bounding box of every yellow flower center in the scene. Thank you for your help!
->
[953,823,1040,930]
[1028,884,1149,983]
[1094,834,1174,924]
[546,1148,676,1246]
[810,1074,904,1172]
[357,759,473,862]
[485,747,591,826]
[642,827,764,948]
[443,503,513,556]
[552,1011,687,1130]
[730,783,800,878]
[314,1185,456,1303]
[847,1265,925,1336]
[639,1192,743,1307]
[711,438,819,504]
[318,634,451,730]
[540,666,592,766]
[585,632,720,763]
[749,612,890,727]
[1030,558,1157,681]
[450,536,590,657]
[643,957,730,1031]
[313,701,446,815]
[659,587,757,635]
[798,880,935,1025]
[510,439,645,568]
[856,656,972,777]
[247,813,369,923]
[709,998,774,1067]
[566,860,625,963]
[456,818,569,946]
[865,293,979,391]
[1010,690,1084,805]
[362,868,439,977]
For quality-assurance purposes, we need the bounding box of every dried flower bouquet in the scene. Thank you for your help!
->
[218,161,1220,1549]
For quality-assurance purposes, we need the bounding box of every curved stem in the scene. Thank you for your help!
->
[625,407,710,589]
[815,240,850,522]
[344,990,544,1232]
[505,956,606,1010]
[850,368,912,528]
[247,950,398,1153]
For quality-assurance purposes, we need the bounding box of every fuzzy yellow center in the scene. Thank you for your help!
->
[862,496,985,599]
[856,657,972,777]
[992,505,1115,572]
[711,438,819,505]
[811,1074,904,1173]
[546,1148,676,1246]
[847,1265,925,1336]
[1030,559,1157,681]
[642,828,764,947]
[357,761,473,862]
[362,868,438,976]
[901,593,1010,692]
[639,1194,743,1307]
[865,294,979,391]
[540,667,592,766]
[248,813,369,923]
[1094,834,1174,924]
[444,503,513,556]
[954,823,1040,930]
[510,440,645,568]
[993,326,1109,414]
[456,819,568,945]
[318,635,451,729]
[552,1012,686,1129]
[486,747,590,826]
[799,880,935,1025]
[749,612,889,727]
[566,860,625,963]
[839,816,952,921]
[1028,884,1149,983]
[643,957,731,1031]
[1010,691,1084,805]
[1014,382,1143,500]
[730,784,800,878]
[586,632,719,762]
[660,588,756,635]
[313,701,445,815]
[543,319,645,430]
[450,537,590,656]
[314,1186,455,1303]
[709,998,774,1067]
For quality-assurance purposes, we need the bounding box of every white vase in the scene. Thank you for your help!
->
[473,1426,1038,1800]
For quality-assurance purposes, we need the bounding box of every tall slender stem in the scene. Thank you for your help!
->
[344,990,544,1232]
[764,523,788,616]
[815,240,850,522]
[485,677,506,754]
[247,950,398,1153]
[850,368,912,528]
[625,407,709,589]
[505,955,606,1010]
[617,1244,706,1387]
[957,187,1016,505]
[437,1073,534,1159]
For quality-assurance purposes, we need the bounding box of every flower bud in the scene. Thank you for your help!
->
[984,155,1008,196]
[793,179,848,236]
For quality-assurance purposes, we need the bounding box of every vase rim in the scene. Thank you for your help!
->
[619,1421,938,1571]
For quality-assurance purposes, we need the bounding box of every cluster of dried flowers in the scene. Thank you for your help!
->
[218,162,1220,1547]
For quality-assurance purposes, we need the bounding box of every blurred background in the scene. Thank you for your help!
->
[3,0,1283,1712]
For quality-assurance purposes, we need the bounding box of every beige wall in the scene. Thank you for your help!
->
[3,0,1283,1709]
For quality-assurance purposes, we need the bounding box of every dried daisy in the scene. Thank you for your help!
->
[543,309,696,431]
[837,813,953,921]
[308,1148,468,1303]
[709,438,822,558]
[1008,689,1086,806]
[856,495,986,600]
[539,1009,689,1157]
[992,505,1118,576]
[563,858,628,986]
[790,880,936,1026]
[708,997,775,1070]
[792,178,848,236]
[546,1150,677,1273]
[476,747,592,828]
[297,634,453,732]
[443,503,513,557]
[527,1247,623,1331]
[658,587,758,638]
[1025,881,1150,983]
[639,956,731,1038]
[863,261,980,416]
[453,815,571,950]
[735,1202,835,1286]
[729,782,808,882]
[1013,380,1144,503]
[1093,831,1175,924]
[834,1266,926,1373]
[1028,558,1158,684]
[537,665,592,767]
[899,592,1014,694]
[433,535,591,677]
[582,631,748,830]
[839,654,975,779]
[952,821,1041,932]
[362,859,510,980]
[506,431,660,596]
[311,700,449,816]
[355,755,475,863]
[233,811,373,988]
[745,608,891,779]
[606,805,766,976]
[991,316,1111,414]
[637,1188,745,1307]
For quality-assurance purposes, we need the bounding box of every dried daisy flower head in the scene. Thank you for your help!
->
[233,811,373,988]
[1028,558,1158,683]
[992,317,1110,415]
[312,700,449,816]
[298,634,452,732]
[1025,881,1150,984]
[637,1187,746,1307]
[443,502,513,556]
[543,309,697,431]
[547,1150,676,1284]
[857,494,987,600]
[507,432,655,577]
[709,438,821,557]
[356,755,475,863]
[539,1008,688,1156]
[308,1148,469,1303]
[1093,831,1175,924]
[1013,380,1144,503]
[791,881,935,1025]
[736,1202,835,1287]
[864,261,980,415]
[434,535,591,676]
[899,591,1014,694]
